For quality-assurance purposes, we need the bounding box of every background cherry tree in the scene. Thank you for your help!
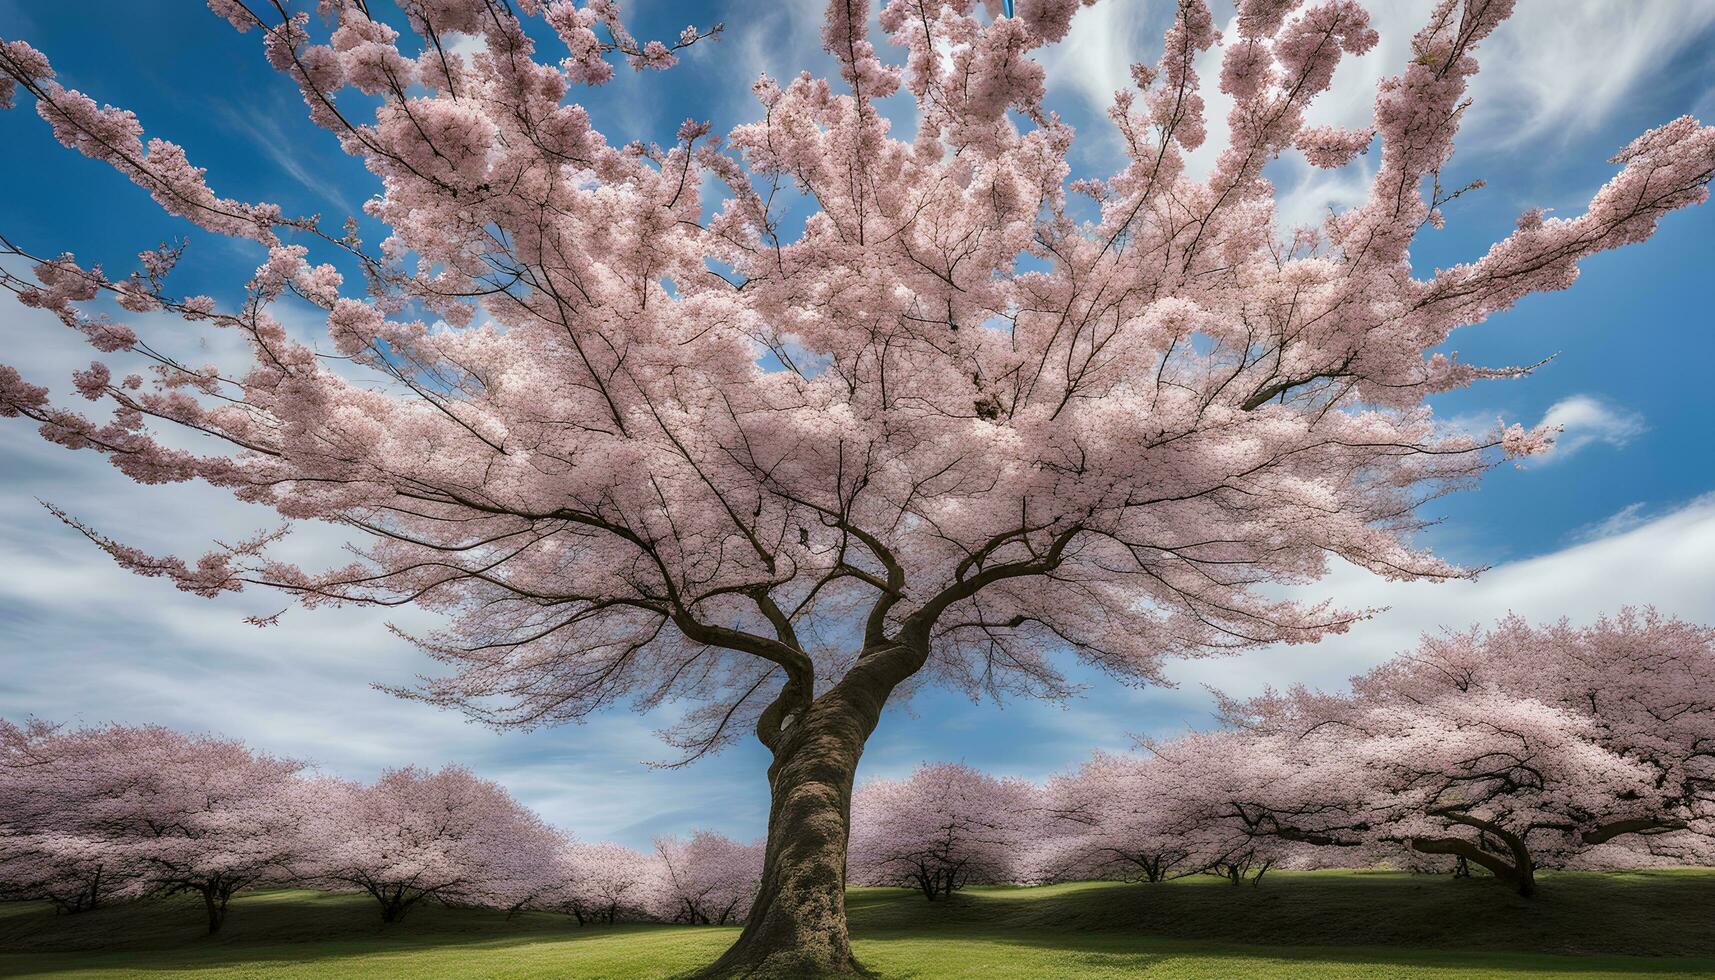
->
[547,839,663,925]
[850,762,1034,899]
[1201,610,1715,895]
[0,721,307,930]
[1,720,145,915]
[1038,744,1275,884]
[2,0,1714,973]
[303,765,565,922]
[653,832,766,925]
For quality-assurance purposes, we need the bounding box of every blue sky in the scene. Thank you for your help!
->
[2,0,1714,848]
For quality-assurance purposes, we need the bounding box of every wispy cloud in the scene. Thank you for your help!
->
[1533,394,1647,465]
[1568,501,1649,544]
[1465,0,1715,148]
[1169,492,1715,699]
[213,99,362,218]
[1037,1,1715,233]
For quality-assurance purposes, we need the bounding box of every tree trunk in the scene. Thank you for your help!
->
[1512,860,1537,898]
[1142,855,1165,883]
[203,887,228,934]
[380,892,408,923]
[700,680,888,977]
[1411,834,1535,897]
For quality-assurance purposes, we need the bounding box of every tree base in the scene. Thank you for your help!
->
[692,943,867,980]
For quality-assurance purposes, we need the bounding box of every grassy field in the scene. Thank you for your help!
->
[3,870,1713,978]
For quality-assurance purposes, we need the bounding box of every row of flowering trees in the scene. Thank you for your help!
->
[6,611,1713,931]
[852,612,1715,899]
[0,722,762,933]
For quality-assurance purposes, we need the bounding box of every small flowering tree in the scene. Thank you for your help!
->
[654,832,766,925]
[104,731,309,932]
[1216,612,1715,896]
[0,720,305,930]
[0,721,144,914]
[850,763,1034,899]
[1040,750,1210,884]
[1131,732,1318,885]
[550,840,662,925]
[305,766,564,922]
[3,0,1713,972]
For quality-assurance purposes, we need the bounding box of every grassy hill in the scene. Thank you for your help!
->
[3,870,1713,978]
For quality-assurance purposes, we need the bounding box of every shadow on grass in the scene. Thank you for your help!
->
[848,932,1715,980]
[847,870,1715,958]
[4,872,1714,978]
[0,890,729,977]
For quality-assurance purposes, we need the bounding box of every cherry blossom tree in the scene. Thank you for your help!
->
[0,828,133,915]
[1216,611,1715,896]
[1355,610,1715,852]
[1039,751,1192,883]
[304,765,564,922]
[3,0,1713,972]
[103,731,309,932]
[0,720,306,930]
[1216,695,1663,896]
[1087,733,1316,885]
[0,721,145,914]
[967,743,1315,888]
[850,763,1034,899]
[653,831,766,925]
[548,840,662,925]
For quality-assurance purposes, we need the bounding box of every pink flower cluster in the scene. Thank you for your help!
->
[0,720,762,929]
[0,2,1703,763]
[1036,612,1715,894]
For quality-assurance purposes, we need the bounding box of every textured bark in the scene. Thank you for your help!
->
[701,646,917,978]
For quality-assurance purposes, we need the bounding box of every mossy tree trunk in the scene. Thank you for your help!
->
[699,644,923,978]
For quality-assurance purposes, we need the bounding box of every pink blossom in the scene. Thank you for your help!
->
[0,3,1711,969]
[1295,124,1373,168]
[851,763,1035,899]
[0,721,309,930]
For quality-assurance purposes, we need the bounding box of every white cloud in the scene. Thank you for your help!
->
[1270,152,1377,237]
[1533,394,1647,464]
[1568,500,1648,544]
[714,0,827,109]
[442,31,487,62]
[0,431,772,846]
[1035,1,1715,232]
[1169,491,1715,699]
[1035,0,1159,127]
[1466,1,1715,148]
[1257,0,1715,147]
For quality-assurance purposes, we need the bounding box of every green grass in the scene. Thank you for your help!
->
[3,870,1713,978]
